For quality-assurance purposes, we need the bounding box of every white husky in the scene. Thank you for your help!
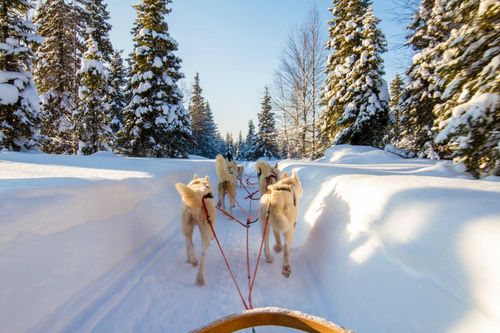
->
[237,164,244,187]
[259,170,303,278]
[255,160,281,196]
[215,154,237,212]
[175,175,216,286]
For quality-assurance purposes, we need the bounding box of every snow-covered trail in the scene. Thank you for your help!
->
[1,147,500,333]
[30,172,329,333]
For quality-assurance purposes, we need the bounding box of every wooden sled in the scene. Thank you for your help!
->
[191,307,353,333]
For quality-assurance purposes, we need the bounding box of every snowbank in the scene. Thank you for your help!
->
[281,146,500,333]
[0,152,215,333]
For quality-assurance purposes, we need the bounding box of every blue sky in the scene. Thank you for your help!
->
[106,0,413,137]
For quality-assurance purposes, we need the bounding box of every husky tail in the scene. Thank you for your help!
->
[255,160,271,178]
[175,183,201,210]
[215,154,232,183]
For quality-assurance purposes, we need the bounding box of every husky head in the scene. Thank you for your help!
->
[188,175,213,196]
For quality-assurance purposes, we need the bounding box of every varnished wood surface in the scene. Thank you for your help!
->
[191,308,353,333]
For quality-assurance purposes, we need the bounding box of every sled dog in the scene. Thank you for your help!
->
[255,160,281,195]
[237,164,244,187]
[215,154,237,212]
[259,170,302,278]
[175,175,216,286]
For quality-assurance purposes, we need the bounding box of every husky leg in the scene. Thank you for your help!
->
[183,220,197,267]
[261,213,274,263]
[273,230,282,253]
[217,186,224,210]
[282,227,295,278]
[196,229,211,286]
[230,186,236,212]
[259,202,274,263]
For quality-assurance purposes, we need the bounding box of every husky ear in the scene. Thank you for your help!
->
[292,169,298,179]
[274,162,279,169]
[205,175,209,181]
[282,172,289,178]
[193,174,198,180]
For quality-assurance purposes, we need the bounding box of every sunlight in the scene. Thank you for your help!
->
[449,218,500,333]
[379,202,435,245]
[350,236,381,264]
[303,178,336,229]
[0,161,152,182]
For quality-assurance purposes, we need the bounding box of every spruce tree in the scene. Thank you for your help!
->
[255,87,279,159]
[241,120,258,160]
[201,101,220,158]
[108,50,127,133]
[0,0,42,151]
[79,0,113,63]
[188,72,204,156]
[388,73,404,142]
[118,0,190,157]
[396,0,451,157]
[74,35,112,155]
[434,1,499,177]
[321,1,389,149]
[235,131,244,160]
[225,132,235,158]
[33,0,81,154]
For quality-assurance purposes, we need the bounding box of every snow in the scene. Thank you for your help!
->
[79,59,105,76]
[0,83,19,105]
[478,0,497,16]
[153,56,162,68]
[435,93,499,145]
[1,146,499,333]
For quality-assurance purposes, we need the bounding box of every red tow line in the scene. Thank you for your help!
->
[201,176,271,311]
[202,195,250,310]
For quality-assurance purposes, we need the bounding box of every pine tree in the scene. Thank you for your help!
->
[201,101,221,158]
[255,87,279,159]
[388,73,404,142]
[241,120,258,160]
[33,0,81,154]
[108,50,127,133]
[434,1,499,177]
[321,1,389,149]
[188,72,204,156]
[0,0,42,151]
[117,0,190,158]
[225,132,235,158]
[235,131,244,160]
[396,0,451,157]
[79,0,113,63]
[74,35,112,155]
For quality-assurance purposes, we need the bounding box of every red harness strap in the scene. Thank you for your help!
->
[202,195,250,310]
[200,181,270,311]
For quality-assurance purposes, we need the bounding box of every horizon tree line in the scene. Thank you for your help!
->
[1,0,498,177]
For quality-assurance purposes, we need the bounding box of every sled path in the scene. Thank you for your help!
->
[1,146,500,333]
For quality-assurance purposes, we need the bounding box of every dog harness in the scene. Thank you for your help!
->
[268,186,297,207]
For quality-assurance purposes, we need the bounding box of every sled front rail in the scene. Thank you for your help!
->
[191,307,353,333]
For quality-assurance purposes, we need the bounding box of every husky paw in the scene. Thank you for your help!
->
[187,258,198,267]
[273,244,282,253]
[196,275,205,287]
[265,255,274,263]
[282,265,291,278]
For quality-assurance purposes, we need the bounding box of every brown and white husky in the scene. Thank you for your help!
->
[215,154,237,212]
[259,170,302,278]
[255,160,281,196]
